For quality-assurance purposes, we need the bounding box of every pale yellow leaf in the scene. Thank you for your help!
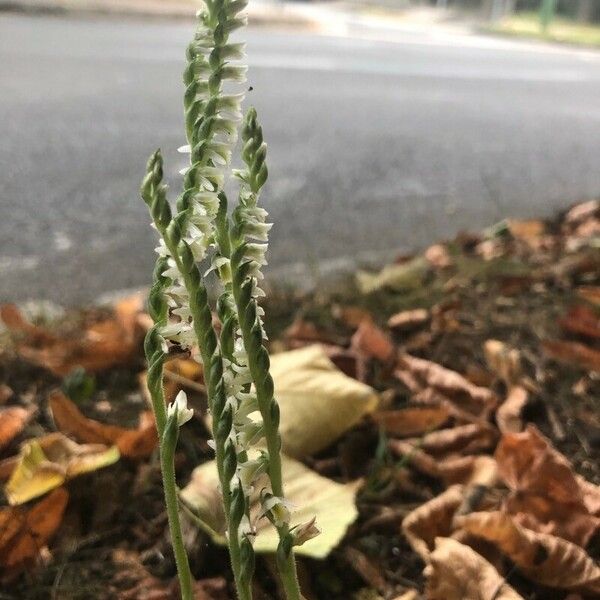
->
[5,432,119,505]
[181,454,360,559]
[356,257,429,294]
[270,345,379,458]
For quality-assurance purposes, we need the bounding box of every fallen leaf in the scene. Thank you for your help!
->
[0,406,35,450]
[331,305,372,329]
[396,354,496,417]
[507,219,545,245]
[0,296,145,377]
[392,592,418,600]
[387,309,430,331]
[372,406,450,437]
[564,200,599,227]
[424,537,523,600]
[402,485,464,560]
[504,493,600,548]
[496,425,591,508]
[49,391,157,459]
[577,285,600,306]
[0,385,13,405]
[389,440,498,487]
[542,340,600,372]
[270,345,379,458]
[424,244,452,269]
[438,455,498,487]
[0,488,68,572]
[351,319,395,364]
[5,433,119,505]
[0,304,55,344]
[388,439,441,479]
[404,423,497,456]
[455,511,600,594]
[496,386,528,433]
[559,305,600,340]
[495,425,600,545]
[356,257,429,294]
[578,476,600,516]
[181,454,360,559]
[483,340,522,386]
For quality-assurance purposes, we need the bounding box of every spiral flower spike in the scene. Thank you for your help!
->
[140,5,309,599]
[141,151,194,600]
[228,109,305,600]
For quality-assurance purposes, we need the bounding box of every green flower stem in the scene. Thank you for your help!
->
[143,156,194,600]
[162,417,195,600]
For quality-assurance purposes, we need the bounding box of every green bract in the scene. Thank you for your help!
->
[140,2,308,599]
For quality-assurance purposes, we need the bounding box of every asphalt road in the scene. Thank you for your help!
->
[1,13,600,304]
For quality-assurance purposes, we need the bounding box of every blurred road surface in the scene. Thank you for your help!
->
[1,13,600,303]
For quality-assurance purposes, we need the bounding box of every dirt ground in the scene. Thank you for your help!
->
[0,200,599,599]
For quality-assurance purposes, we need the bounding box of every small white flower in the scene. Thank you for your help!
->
[167,390,194,427]
[260,492,294,527]
[237,457,267,493]
[236,419,264,449]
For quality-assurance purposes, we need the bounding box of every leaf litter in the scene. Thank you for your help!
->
[0,201,598,598]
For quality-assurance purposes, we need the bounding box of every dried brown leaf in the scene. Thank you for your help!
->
[390,440,499,487]
[484,340,522,386]
[577,285,600,306]
[0,488,68,572]
[496,425,590,508]
[371,406,449,437]
[49,391,157,459]
[351,319,395,364]
[495,425,600,545]
[0,296,144,376]
[425,537,523,600]
[505,493,600,548]
[455,511,600,593]
[424,244,452,269]
[0,406,35,450]
[396,354,496,417]
[438,455,499,487]
[402,485,464,560]
[387,309,430,331]
[559,305,600,340]
[408,423,497,456]
[507,219,545,244]
[564,200,599,226]
[0,385,14,406]
[496,386,528,434]
[542,340,600,372]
